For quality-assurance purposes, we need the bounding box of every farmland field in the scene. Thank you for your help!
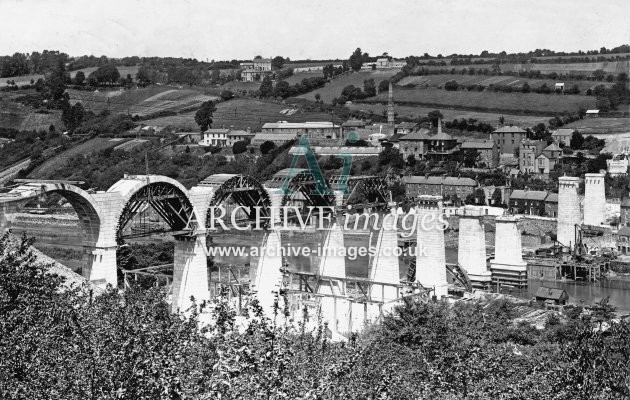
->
[0,92,62,131]
[396,74,613,93]
[346,102,550,127]
[295,70,401,103]
[0,66,140,88]
[421,60,630,75]
[142,98,333,131]
[68,85,218,117]
[562,117,630,135]
[29,137,131,179]
[365,87,595,114]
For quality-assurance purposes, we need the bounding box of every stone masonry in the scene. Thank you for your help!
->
[557,176,581,247]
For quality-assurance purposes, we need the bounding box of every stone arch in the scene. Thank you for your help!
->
[106,175,200,243]
[5,182,102,247]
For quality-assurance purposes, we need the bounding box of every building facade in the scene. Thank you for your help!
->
[491,126,527,154]
[261,121,341,140]
[402,176,478,204]
[460,140,499,168]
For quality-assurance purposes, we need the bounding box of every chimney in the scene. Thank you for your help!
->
[247,126,251,133]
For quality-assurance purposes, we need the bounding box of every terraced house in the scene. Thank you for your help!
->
[402,176,478,205]
[491,125,527,154]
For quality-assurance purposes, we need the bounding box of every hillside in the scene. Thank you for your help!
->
[295,70,400,103]
[397,74,614,92]
[422,60,630,75]
[68,85,219,117]
[0,66,139,88]
[141,98,333,131]
[366,87,595,114]
[0,91,62,131]
[346,102,550,126]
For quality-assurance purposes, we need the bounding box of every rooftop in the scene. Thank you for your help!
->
[262,121,339,129]
[535,287,568,301]
[494,126,526,133]
[252,133,298,141]
[551,128,575,136]
[402,175,477,186]
[461,140,495,150]
[399,128,431,141]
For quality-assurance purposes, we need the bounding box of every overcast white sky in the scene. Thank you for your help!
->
[0,0,629,60]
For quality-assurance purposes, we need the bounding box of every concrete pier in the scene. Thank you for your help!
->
[583,173,605,226]
[171,233,210,313]
[557,176,581,248]
[253,230,284,318]
[369,213,400,302]
[415,196,448,298]
[490,216,527,288]
[457,207,491,286]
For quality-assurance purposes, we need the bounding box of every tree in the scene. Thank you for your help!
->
[73,71,85,85]
[522,82,531,93]
[427,110,443,127]
[90,64,120,85]
[232,140,248,154]
[444,80,459,91]
[378,79,389,93]
[570,131,584,150]
[349,48,363,72]
[271,56,284,70]
[363,78,376,97]
[258,75,273,98]
[593,69,606,81]
[220,90,234,101]
[260,140,276,154]
[463,149,479,167]
[194,100,216,132]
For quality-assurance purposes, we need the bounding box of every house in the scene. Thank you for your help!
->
[399,129,431,160]
[200,128,230,147]
[341,119,369,139]
[227,129,255,146]
[535,286,569,305]
[509,189,549,215]
[545,193,558,217]
[585,109,600,118]
[533,143,562,174]
[425,122,459,160]
[240,58,273,82]
[402,176,478,205]
[261,121,341,140]
[618,226,630,254]
[0,137,13,148]
[460,140,499,168]
[620,199,630,227]
[608,155,629,176]
[251,133,297,146]
[491,125,527,154]
[551,128,574,145]
[289,145,380,158]
[554,83,565,92]
[519,140,547,174]
[394,121,418,135]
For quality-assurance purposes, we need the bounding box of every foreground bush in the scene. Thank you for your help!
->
[1,232,629,399]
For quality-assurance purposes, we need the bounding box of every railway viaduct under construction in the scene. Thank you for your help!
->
[0,169,491,334]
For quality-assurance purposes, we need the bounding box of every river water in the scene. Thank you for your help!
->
[211,232,630,315]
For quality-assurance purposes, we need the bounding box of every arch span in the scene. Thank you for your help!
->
[265,168,335,209]
[3,182,102,247]
[329,175,389,211]
[197,174,272,229]
[107,175,200,242]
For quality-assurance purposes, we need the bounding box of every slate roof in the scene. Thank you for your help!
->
[544,143,561,152]
[494,126,526,133]
[535,287,568,301]
[402,176,477,186]
[461,140,495,150]
[399,128,431,141]
[509,190,550,201]
[551,128,575,137]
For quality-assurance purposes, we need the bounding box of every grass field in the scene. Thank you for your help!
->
[0,66,140,88]
[562,117,630,134]
[295,70,401,103]
[142,98,334,131]
[68,85,218,117]
[346,102,550,126]
[29,137,130,179]
[0,91,62,131]
[367,87,595,114]
[422,60,630,75]
[397,74,613,92]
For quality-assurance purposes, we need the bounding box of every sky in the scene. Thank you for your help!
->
[0,0,629,60]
